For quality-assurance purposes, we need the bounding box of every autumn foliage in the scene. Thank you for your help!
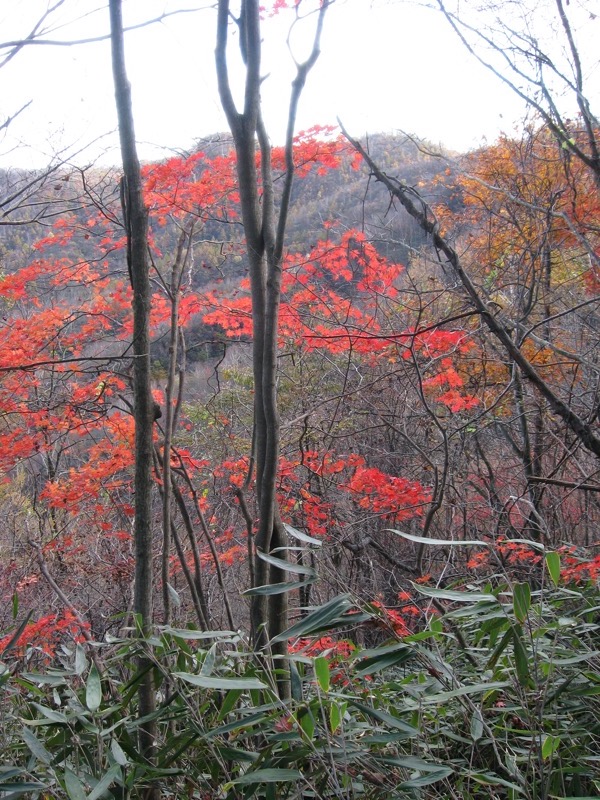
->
[0,120,599,655]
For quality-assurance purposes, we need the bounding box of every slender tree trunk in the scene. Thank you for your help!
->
[108,3,157,792]
[215,0,329,697]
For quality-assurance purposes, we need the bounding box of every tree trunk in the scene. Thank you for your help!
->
[215,0,329,697]
[108,2,157,793]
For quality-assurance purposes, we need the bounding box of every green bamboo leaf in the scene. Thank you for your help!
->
[513,582,531,623]
[271,594,355,643]
[487,626,514,670]
[540,651,599,666]
[110,739,129,767]
[31,703,69,723]
[471,709,484,741]
[209,710,271,738]
[74,645,87,676]
[0,780,45,798]
[329,701,345,733]
[419,682,509,704]
[256,550,316,576]
[398,767,453,788]
[354,645,413,677]
[173,672,267,690]
[217,689,242,721]
[376,755,450,772]
[200,643,217,677]
[541,734,560,759]
[63,768,86,800]
[502,538,546,551]
[468,773,523,791]
[0,769,25,782]
[299,709,316,739]
[226,768,302,787]
[314,656,330,692]
[87,764,121,800]
[512,626,532,687]
[388,529,489,547]
[85,665,102,712]
[348,700,418,735]
[161,627,237,640]
[243,579,315,596]
[545,551,561,586]
[284,523,323,546]
[166,583,181,608]
[412,584,497,603]
[430,617,443,633]
[290,659,302,701]
[21,672,67,687]
[21,727,52,765]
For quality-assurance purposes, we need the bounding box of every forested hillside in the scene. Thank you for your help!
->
[1,1,599,799]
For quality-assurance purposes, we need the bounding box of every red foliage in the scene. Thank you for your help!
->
[347,467,430,519]
[0,610,90,659]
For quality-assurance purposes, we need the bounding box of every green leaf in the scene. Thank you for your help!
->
[398,767,453,788]
[348,700,418,735]
[243,580,315,596]
[284,523,323,546]
[85,665,102,712]
[226,768,303,788]
[355,646,413,677]
[389,529,489,547]
[64,768,86,800]
[110,739,129,767]
[329,701,345,733]
[161,627,237,640]
[200,643,217,677]
[209,710,271,738]
[290,660,303,701]
[412,584,497,603]
[31,703,69,723]
[503,538,546,551]
[512,626,532,687]
[217,689,242,721]
[21,727,52,765]
[87,764,121,800]
[74,645,87,676]
[173,672,267,690]
[471,710,484,741]
[430,617,443,634]
[419,682,509,704]
[314,656,330,692]
[513,582,531,623]
[468,773,523,791]
[256,550,316,576]
[487,625,514,670]
[271,594,355,643]
[541,734,560,759]
[0,780,45,799]
[376,755,450,772]
[11,592,18,620]
[545,551,561,586]
[166,583,181,608]
[21,672,67,687]
[299,709,315,739]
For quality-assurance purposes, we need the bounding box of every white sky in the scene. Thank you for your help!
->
[0,0,592,168]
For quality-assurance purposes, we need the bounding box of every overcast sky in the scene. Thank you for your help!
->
[0,0,592,168]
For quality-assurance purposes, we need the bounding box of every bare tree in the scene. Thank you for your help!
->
[435,0,600,184]
[215,0,331,683]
